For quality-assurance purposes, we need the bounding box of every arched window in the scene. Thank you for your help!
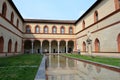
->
[11,12,14,24]
[16,19,19,28]
[94,38,100,52]
[8,39,12,53]
[52,26,57,33]
[114,0,120,10]
[0,36,4,52]
[35,25,40,33]
[83,42,86,52]
[44,26,48,33]
[117,34,120,52]
[61,26,65,34]
[2,2,7,17]
[15,42,17,52]
[94,11,98,23]
[82,20,85,29]
[69,27,73,34]
[26,25,31,33]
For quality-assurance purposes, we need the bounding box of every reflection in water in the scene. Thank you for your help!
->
[46,55,120,80]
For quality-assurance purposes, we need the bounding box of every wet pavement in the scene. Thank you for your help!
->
[45,55,120,80]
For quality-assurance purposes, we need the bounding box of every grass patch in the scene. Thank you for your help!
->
[0,54,43,80]
[64,54,120,67]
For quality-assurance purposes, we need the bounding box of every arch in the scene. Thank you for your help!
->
[0,36,4,52]
[94,10,98,23]
[52,26,57,34]
[82,20,85,29]
[44,26,48,33]
[24,40,32,53]
[60,26,65,34]
[2,2,7,17]
[69,27,73,34]
[60,40,66,53]
[8,39,12,53]
[26,25,31,33]
[35,25,40,33]
[94,38,100,52]
[68,40,74,53]
[16,19,19,28]
[15,41,17,52]
[51,40,58,53]
[42,40,49,53]
[34,40,41,53]
[11,12,14,24]
[117,34,120,52]
[82,42,86,52]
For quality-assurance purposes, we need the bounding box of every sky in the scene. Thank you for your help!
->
[12,0,97,20]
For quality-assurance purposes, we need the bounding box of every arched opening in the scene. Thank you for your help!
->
[16,19,19,28]
[15,42,17,52]
[2,2,7,17]
[52,26,57,34]
[94,11,98,23]
[82,20,85,29]
[83,42,86,52]
[35,25,40,33]
[61,26,65,34]
[26,25,31,33]
[44,26,48,33]
[24,40,32,53]
[43,40,49,53]
[95,38,100,52]
[68,40,74,53]
[51,40,58,53]
[11,12,14,24]
[69,27,73,34]
[117,34,120,52]
[0,36,4,52]
[34,40,40,53]
[8,39,12,53]
[60,40,66,53]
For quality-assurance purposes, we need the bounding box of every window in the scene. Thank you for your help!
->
[82,20,85,29]
[118,0,120,8]
[26,25,31,33]
[117,34,120,52]
[94,38,100,52]
[11,12,14,24]
[2,2,7,17]
[44,26,48,33]
[52,26,57,33]
[35,25,40,33]
[61,26,65,34]
[114,0,120,9]
[69,27,73,34]
[16,19,19,28]
[94,11,98,23]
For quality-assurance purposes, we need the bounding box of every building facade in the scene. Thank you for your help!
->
[0,0,120,56]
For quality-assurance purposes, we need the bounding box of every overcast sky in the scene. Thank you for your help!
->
[12,0,97,20]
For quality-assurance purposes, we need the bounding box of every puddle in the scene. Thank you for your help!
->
[45,55,120,80]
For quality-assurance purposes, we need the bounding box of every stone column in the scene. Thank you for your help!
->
[41,41,43,54]
[31,40,34,54]
[58,41,60,54]
[66,41,68,53]
[49,41,51,54]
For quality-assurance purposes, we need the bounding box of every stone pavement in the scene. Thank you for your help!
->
[34,55,46,80]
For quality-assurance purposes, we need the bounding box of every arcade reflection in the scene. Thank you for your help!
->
[45,55,120,80]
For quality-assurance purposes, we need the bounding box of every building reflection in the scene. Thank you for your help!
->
[46,55,120,80]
